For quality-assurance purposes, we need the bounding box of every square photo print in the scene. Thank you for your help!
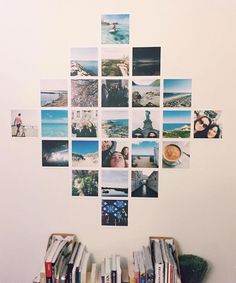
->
[101,170,128,197]
[70,47,98,77]
[163,79,192,107]
[132,79,160,107]
[40,79,68,107]
[131,170,158,198]
[72,170,98,196]
[132,141,159,168]
[102,200,128,226]
[11,110,38,137]
[101,14,130,44]
[194,110,222,139]
[42,140,69,167]
[41,110,68,137]
[102,110,128,138]
[132,47,161,76]
[162,141,190,169]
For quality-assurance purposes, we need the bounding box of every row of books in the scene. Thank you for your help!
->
[33,234,181,283]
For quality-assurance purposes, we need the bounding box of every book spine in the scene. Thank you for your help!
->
[111,270,116,283]
[45,262,53,283]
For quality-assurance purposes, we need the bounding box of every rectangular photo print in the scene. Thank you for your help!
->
[102,110,128,138]
[102,79,129,107]
[72,140,99,168]
[162,141,190,169]
[71,79,98,107]
[163,110,191,138]
[70,47,98,77]
[163,79,192,107]
[132,47,161,76]
[132,109,160,138]
[71,110,98,138]
[101,47,129,76]
[194,110,222,139]
[132,79,160,107]
[102,200,128,226]
[101,170,128,197]
[101,14,129,44]
[102,140,129,168]
[132,141,159,168]
[131,170,158,198]
[42,140,69,167]
[72,170,98,196]
[41,110,68,137]
[11,110,38,137]
[40,79,68,107]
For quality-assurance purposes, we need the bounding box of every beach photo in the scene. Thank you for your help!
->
[40,79,68,107]
[102,140,129,168]
[132,170,158,198]
[71,79,98,107]
[101,170,128,197]
[42,140,69,167]
[72,170,98,196]
[162,141,190,169]
[11,110,38,137]
[102,79,128,107]
[194,110,222,139]
[101,47,129,76]
[132,141,159,168]
[132,47,161,76]
[132,109,160,138]
[132,79,160,107]
[71,110,98,138]
[70,47,98,77]
[102,200,128,226]
[163,79,192,107]
[163,110,191,138]
[102,110,128,138]
[72,140,98,168]
[101,14,129,44]
[41,110,68,137]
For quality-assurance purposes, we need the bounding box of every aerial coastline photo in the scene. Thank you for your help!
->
[71,79,98,107]
[102,110,128,138]
[70,47,98,77]
[101,47,129,76]
[40,79,68,107]
[101,14,129,44]
[11,110,38,137]
[101,170,128,197]
[132,47,161,76]
[163,79,192,107]
[132,79,160,107]
[163,110,191,138]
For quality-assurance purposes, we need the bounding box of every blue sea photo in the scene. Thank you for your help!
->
[41,110,68,137]
[101,14,129,44]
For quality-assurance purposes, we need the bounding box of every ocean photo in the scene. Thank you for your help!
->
[132,79,160,107]
[101,170,128,197]
[163,79,192,107]
[101,14,129,44]
[11,110,38,137]
[70,47,98,76]
[41,110,68,137]
[132,141,159,168]
[133,47,161,76]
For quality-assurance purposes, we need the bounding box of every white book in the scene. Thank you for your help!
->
[105,257,112,283]
[72,243,86,283]
[116,255,122,283]
[90,263,97,283]
[80,251,91,283]
[159,240,169,283]
[152,240,164,283]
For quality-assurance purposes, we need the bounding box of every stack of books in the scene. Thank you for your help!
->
[100,255,122,283]
[150,237,181,283]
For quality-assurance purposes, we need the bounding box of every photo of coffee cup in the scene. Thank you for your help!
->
[163,143,182,166]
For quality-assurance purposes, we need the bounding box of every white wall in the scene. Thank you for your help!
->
[0,0,235,282]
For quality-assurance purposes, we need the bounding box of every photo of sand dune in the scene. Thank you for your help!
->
[72,141,98,168]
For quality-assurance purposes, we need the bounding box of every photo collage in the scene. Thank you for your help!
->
[11,14,223,226]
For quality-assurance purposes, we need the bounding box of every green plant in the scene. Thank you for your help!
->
[178,254,208,283]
